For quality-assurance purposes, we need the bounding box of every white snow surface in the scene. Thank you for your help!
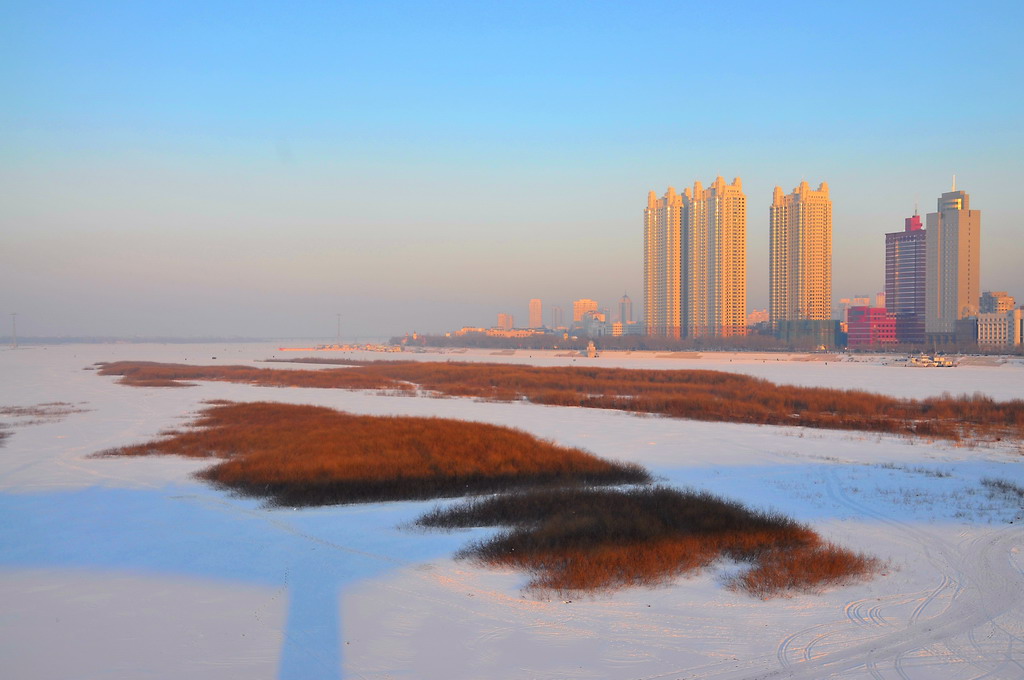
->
[1,343,1022,679]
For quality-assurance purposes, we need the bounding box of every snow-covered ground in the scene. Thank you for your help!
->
[1,343,1022,679]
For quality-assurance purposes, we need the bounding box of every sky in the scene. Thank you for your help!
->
[2,0,1022,339]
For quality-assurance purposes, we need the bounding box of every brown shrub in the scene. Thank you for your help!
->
[95,360,1024,441]
[734,542,880,599]
[419,486,878,596]
[95,401,649,505]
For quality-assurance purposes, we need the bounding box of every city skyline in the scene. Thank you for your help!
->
[2,1,1022,339]
[491,181,998,344]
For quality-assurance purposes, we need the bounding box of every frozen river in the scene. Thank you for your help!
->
[1,343,1022,679]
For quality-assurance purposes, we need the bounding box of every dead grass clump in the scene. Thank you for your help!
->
[0,402,91,431]
[0,402,86,419]
[417,486,878,597]
[96,401,649,506]
[981,477,1024,507]
[97,360,1024,442]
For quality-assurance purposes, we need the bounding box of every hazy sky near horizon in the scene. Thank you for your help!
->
[3,0,1022,338]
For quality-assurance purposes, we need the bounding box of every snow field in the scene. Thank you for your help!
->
[1,343,1022,679]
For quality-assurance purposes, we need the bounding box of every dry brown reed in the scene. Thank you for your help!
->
[96,401,649,505]
[418,486,878,597]
[97,360,1024,442]
[88,392,875,596]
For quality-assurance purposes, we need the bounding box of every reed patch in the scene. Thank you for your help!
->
[95,401,649,506]
[93,400,877,596]
[97,360,1024,442]
[417,486,878,597]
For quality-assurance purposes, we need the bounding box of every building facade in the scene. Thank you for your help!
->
[549,305,564,329]
[979,291,1015,314]
[847,306,897,346]
[644,188,683,337]
[496,313,514,330]
[836,296,871,324]
[572,299,598,322]
[746,308,768,325]
[977,309,1024,347]
[769,181,833,331]
[925,185,981,339]
[528,298,543,328]
[619,293,633,325]
[611,321,643,336]
[643,177,747,338]
[885,212,927,343]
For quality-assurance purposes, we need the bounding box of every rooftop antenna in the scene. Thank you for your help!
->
[952,174,957,191]
[10,313,16,349]
[914,196,919,216]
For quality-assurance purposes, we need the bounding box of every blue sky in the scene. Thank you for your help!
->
[2,0,1022,338]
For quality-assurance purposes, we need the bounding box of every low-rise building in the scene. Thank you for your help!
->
[847,306,897,346]
[611,321,644,336]
[977,308,1024,347]
[486,328,546,338]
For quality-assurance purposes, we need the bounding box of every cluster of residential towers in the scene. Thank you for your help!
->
[642,176,1016,347]
[468,177,1016,349]
[644,177,837,344]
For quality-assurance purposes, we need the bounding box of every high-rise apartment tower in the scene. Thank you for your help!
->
[925,183,980,338]
[528,299,543,328]
[885,212,927,343]
[643,177,747,338]
[644,188,683,337]
[619,293,633,324]
[769,181,832,327]
[550,306,564,329]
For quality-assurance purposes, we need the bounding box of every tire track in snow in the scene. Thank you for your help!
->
[754,470,1024,680]
[756,469,963,679]
[669,469,1023,680]
[764,530,1023,680]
